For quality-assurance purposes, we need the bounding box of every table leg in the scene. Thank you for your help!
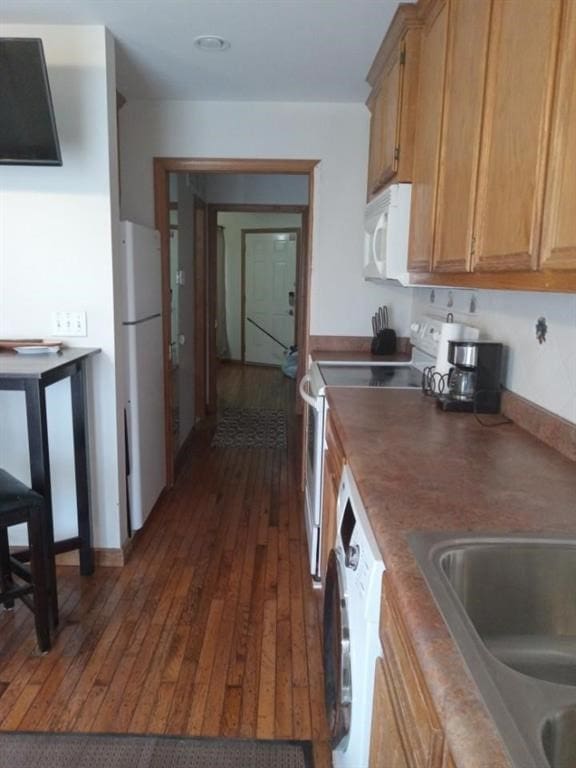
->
[71,364,94,576]
[25,381,59,626]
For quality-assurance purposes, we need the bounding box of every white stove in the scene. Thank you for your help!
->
[299,315,479,580]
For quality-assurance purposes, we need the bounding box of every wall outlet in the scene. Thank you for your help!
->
[52,311,87,337]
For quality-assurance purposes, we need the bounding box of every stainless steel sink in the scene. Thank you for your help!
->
[409,534,576,768]
[542,706,576,768]
[439,543,576,685]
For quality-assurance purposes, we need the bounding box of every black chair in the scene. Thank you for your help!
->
[0,468,57,652]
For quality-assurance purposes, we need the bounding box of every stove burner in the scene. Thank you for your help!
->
[319,364,422,389]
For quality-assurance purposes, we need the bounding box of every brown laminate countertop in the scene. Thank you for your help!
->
[326,387,576,768]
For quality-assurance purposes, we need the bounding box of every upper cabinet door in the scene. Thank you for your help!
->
[377,46,404,188]
[472,0,562,272]
[432,0,492,273]
[366,8,421,199]
[367,85,386,196]
[407,0,449,272]
[539,0,576,271]
[368,52,404,196]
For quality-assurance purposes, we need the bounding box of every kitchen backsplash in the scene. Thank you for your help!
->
[411,287,576,425]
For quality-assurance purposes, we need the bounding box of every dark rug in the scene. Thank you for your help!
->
[0,732,314,768]
[211,407,287,449]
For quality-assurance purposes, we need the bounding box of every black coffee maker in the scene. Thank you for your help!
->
[437,340,503,413]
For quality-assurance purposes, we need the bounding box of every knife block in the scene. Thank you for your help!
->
[371,329,397,355]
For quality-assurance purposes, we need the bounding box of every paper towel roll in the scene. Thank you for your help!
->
[436,322,479,375]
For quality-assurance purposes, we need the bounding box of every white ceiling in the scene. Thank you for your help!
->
[0,0,401,102]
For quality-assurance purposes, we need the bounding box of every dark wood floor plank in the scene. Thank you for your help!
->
[0,683,41,730]
[275,616,294,738]
[186,598,225,734]
[201,589,238,736]
[256,597,277,739]
[220,685,242,737]
[238,542,267,737]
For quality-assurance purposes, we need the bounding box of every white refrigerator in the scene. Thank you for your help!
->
[121,220,166,531]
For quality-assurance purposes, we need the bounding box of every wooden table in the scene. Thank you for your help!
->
[0,349,101,593]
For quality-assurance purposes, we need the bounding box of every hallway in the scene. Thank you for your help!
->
[0,365,330,765]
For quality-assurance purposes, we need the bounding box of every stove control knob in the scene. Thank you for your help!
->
[345,544,360,571]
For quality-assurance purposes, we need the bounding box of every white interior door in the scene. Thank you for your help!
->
[244,231,297,366]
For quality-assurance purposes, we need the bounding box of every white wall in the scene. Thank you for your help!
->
[206,174,309,205]
[0,26,125,549]
[119,100,414,340]
[412,287,576,423]
[218,212,302,360]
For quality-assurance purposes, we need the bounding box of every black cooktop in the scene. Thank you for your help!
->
[319,364,422,389]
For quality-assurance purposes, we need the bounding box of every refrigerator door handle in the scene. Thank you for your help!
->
[122,312,162,326]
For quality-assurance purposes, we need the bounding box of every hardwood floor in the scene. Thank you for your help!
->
[0,364,331,765]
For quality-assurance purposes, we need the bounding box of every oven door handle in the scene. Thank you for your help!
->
[299,373,318,410]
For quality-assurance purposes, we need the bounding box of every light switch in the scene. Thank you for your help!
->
[51,311,87,337]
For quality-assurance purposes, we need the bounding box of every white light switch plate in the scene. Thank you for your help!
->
[52,311,87,337]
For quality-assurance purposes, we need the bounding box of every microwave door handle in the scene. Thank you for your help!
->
[372,215,386,267]
[299,374,318,409]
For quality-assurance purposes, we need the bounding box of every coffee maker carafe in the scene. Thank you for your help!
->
[438,341,503,413]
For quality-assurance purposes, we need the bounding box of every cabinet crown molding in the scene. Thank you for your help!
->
[366,4,422,89]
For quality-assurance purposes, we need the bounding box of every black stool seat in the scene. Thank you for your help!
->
[0,469,45,517]
[0,468,57,652]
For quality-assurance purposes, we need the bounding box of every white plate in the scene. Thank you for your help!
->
[14,345,60,355]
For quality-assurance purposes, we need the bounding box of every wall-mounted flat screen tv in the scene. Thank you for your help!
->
[0,38,62,166]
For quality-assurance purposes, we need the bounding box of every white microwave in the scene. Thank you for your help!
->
[363,183,412,285]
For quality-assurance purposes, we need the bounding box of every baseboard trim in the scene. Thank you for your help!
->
[55,547,126,568]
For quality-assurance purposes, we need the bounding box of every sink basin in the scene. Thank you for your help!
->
[439,543,576,685]
[409,533,576,768]
[542,706,576,768]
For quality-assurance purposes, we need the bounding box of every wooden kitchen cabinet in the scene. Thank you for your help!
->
[432,0,491,273]
[407,0,449,273]
[370,574,444,768]
[319,413,345,583]
[472,0,562,273]
[369,657,412,768]
[401,0,576,291]
[539,0,576,272]
[366,5,421,198]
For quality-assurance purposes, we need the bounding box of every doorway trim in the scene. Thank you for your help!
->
[154,157,318,485]
[241,228,301,365]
